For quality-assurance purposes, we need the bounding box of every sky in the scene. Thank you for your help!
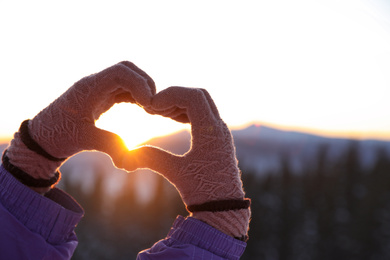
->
[1,0,390,148]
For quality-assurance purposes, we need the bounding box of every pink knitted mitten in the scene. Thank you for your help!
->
[4,61,155,193]
[119,87,251,240]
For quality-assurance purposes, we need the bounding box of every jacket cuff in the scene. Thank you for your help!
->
[168,216,247,259]
[0,165,84,244]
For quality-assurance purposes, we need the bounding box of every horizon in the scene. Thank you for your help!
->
[1,121,390,148]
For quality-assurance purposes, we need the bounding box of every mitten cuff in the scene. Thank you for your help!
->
[2,150,61,187]
[5,129,64,190]
[193,207,251,242]
[187,198,251,213]
[19,120,66,162]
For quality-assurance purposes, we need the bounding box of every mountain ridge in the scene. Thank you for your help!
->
[139,124,390,174]
[1,123,389,175]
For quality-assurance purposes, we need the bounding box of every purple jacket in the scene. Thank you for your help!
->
[0,165,246,259]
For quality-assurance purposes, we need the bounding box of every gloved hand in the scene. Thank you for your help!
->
[118,87,251,240]
[3,61,155,193]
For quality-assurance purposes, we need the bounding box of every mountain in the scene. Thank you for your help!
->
[140,130,191,155]
[232,125,350,173]
[1,124,390,175]
[234,125,390,172]
[142,124,390,174]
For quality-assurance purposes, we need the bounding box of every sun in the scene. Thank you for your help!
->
[96,103,188,150]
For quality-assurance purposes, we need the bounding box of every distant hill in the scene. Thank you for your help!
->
[232,125,390,173]
[140,124,390,174]
[1,124,390,176]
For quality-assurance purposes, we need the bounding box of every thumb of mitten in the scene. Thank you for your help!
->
[81,125,129,165]
[118,145,181,178]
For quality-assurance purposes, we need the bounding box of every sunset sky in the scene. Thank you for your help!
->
[1,0,390,148]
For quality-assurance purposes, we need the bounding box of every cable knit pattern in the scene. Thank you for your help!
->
[119,87,251,239]
[4,61,155,192]
[177,121,245,206]
[194,209,251,239]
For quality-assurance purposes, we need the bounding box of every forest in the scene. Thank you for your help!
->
[60,142,390,260]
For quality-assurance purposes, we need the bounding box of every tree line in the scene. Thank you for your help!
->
[61,142,390,259]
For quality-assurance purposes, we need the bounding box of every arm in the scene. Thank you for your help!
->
[0,165,83,260]
[4,61,155,194]
[0,61,155,259]
[117,87,251,259]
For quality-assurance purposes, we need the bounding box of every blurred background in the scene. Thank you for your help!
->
[1,0,390,259]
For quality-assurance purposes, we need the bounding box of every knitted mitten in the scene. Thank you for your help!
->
[3,61,156,193]
[118,87,251,240]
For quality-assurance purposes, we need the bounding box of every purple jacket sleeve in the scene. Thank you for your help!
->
[137,216,247,260]
[0,165,84,260]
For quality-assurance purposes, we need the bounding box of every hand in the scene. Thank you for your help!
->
[4,61,155,192]
[30,61,156,160]
[119,87,251,240]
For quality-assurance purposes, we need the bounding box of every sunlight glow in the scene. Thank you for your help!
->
[96,103,189,149]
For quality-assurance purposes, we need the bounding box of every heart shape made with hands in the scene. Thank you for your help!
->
[5,61,244,216]
[19,60,243,208]
[5,71,250,237]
